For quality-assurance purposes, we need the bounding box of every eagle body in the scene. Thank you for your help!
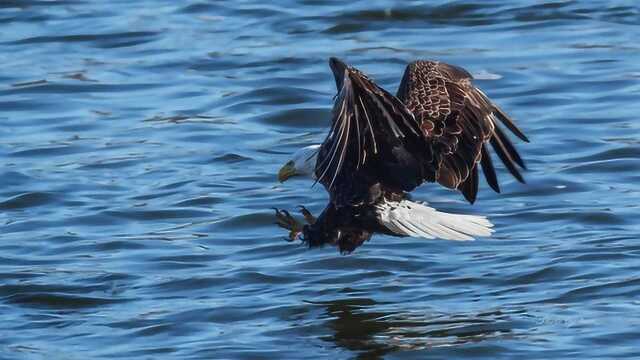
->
[278,58,528,253]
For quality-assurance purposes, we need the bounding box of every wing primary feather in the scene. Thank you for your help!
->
[381,88,420,136]
[476,88,528,143]
[471,165,479,201]
[315,87,346,174]
[493,123,526,169]
[480,144,500,193]
[369,91,404,138]
[459,165,478,204]
[322,109,348,186]
[490,133,525,183]
[354,95,362,169]
[315,92,348,186]
[358,96,378,154]
[493,105,529,142]
[328,106,352,190]
[390,96,420,136]
[355,74,406,139]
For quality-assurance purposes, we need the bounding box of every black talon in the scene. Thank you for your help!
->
[297,205,316,225]
[273,206,304,241]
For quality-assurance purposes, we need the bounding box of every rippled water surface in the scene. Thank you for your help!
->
[2,1,640,358]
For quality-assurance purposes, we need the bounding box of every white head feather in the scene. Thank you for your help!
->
[278,144,320,182]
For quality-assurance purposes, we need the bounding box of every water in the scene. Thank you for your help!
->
[1,0,639,358]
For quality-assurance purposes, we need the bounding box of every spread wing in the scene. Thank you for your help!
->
[315,59,424,206]
[397,61,529,203]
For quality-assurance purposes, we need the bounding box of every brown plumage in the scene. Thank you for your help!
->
[396,60,529,203]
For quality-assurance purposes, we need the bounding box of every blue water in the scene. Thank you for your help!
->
[1,1,640,358]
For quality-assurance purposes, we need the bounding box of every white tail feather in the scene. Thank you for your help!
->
[375,200,494,241]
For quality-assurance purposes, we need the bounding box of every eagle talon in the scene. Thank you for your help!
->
[297,205,316,225]
[274,208,303,241]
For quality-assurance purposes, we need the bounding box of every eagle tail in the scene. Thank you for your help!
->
[375,199,494,241]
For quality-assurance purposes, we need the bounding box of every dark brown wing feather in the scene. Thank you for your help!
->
[316,60,424,207]
[397,60,528,203]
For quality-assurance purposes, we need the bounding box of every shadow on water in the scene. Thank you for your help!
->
[311,297,523,359]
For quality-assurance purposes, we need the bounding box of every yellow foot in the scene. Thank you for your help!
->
[274,208,303,241]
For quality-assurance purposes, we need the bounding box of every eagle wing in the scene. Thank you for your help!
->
[397,61,529,203]
[315,59,424,207]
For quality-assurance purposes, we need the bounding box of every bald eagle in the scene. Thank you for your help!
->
[275,58,528,253]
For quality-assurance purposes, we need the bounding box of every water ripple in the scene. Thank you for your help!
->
[0,192,57,210]
[1,0,639,358]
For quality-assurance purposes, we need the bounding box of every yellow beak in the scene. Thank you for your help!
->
[278,162,297,182]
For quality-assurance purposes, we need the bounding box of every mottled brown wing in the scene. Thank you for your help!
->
[397,61,529,203]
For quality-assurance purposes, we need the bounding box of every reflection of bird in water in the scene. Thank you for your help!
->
[276,58,528,253]
[310,297,519,359]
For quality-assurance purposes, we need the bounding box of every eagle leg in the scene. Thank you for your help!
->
[298,205,316,225]
[273,208,303,241]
